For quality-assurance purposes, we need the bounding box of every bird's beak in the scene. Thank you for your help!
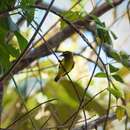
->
[60,54,64,57]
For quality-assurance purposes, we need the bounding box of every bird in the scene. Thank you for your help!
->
[54,51,75,82]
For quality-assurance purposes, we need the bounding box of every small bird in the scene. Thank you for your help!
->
[54,51,75,81]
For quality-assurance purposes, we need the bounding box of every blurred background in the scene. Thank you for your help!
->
[1,0,130,130]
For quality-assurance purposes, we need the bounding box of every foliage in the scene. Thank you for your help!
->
[115,106,125,120]
[0,0,130,130]
[60,11,84,29]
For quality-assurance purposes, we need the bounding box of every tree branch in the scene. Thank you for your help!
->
[0,0,55,81]
[11,0,124,74]
[38,113,116,130]
[72,113,116,130]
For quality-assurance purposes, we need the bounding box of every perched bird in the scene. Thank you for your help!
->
[54,51,74,81]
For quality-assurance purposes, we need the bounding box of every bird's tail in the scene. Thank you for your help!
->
[54,75,60,82]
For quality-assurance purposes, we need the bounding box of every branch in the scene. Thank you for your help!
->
[0,0,55,81]
[11,0,124,74]
[72,113,116,130]
[38,113,116,130]
[36,0,64,13]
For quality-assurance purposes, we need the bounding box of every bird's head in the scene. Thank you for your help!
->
[60,51,73,57]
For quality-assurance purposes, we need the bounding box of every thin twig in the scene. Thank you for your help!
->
[10,74,37,130]
[5,99,56,129]
[0,0,55,82]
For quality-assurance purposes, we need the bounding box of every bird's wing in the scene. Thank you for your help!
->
[71,61,75,71]
[57,59,66,77]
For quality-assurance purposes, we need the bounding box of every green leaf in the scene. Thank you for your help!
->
[0,42,20,74]
[3,44,20,58]
[44,79,106,115]
[0,0,15,11]
[0,44,11,72]
[111,51,121,61]
[44,81,78,108]
[94,72,107,78]
[110,31,117,40]
[14,31,28,52]
[96,24,108,31]
[60,79,106,115]
[119,51,130,67]
[97,24,112,44]
[91,15,100,24]
[45,102,80,124]
[60,11,83,29]
[112,74,124,83]
[109,64,119,73]
[115,106,125,120]
[106,0,114,7]
[96,22,112,44]
[119,51,129,59]
[21,0,36,6]
[107,86,123,99]
[105,48,120,61]
[21,0,36,25]
[43,80,80,123]
[26,96,37,110]
[25,8,35,25]
[0,16,18,44]
[92,16,117,45]
[0,17,9,43]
